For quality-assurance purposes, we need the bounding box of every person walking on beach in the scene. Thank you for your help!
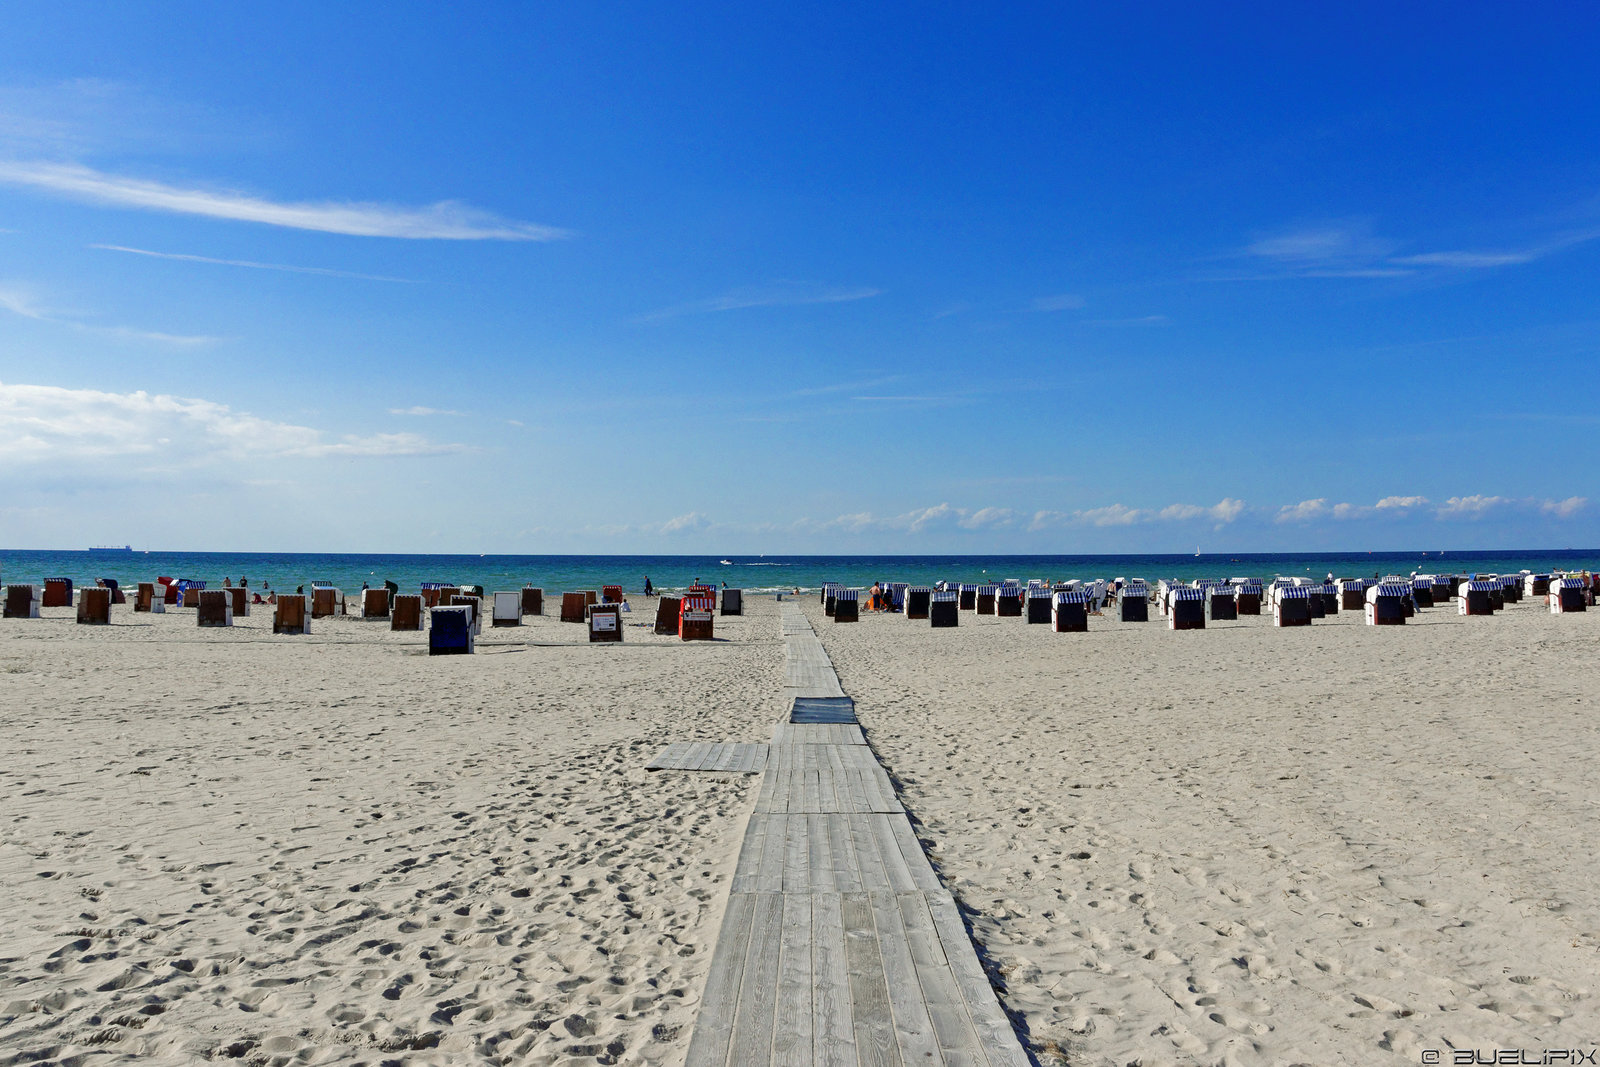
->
[643,576,653,596]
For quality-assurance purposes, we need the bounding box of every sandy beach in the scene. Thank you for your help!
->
[0,596,780,1065]
[2,588,1596,1065]
[805,594,1600,1065]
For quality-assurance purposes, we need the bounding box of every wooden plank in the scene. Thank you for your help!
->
[828,813,863,894]
[900,892,984,1064]
[772,895,814,1067]
[730,815,766,893]
[842,892,902,1067]
[683,892,758,1067]
[872,816,918,893]
[728,893,785,1065]
[646,741,691,770]
[888,815,943,893]
[870,891,943,1065]
[849,814,891,892]
[784,805,810,894]
[926,896,1031,1067]
[755,814,787,893]
[812,892,857,1067]
[807,813,832,895]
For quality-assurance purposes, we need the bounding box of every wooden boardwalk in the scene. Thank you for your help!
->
[682,601,1030,1067]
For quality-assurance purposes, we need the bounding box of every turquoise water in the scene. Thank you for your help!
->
[3,549,1595,596]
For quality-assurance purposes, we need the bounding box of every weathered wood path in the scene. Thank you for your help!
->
[661,600,1030,1067]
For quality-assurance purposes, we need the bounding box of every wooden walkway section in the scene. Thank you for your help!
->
[647,742,769,773]
[683,601,1030,1067]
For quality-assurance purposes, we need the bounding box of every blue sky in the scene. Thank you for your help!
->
[1,3,1595,552]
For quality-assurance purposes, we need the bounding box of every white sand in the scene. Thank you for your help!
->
[0,596,780,1065]
[5,589,1597,1067]
[805,595,1599,1065]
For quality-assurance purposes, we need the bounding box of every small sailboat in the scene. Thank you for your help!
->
[720,559,732,565]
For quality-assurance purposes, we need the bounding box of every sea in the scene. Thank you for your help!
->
[3,549,1597,596]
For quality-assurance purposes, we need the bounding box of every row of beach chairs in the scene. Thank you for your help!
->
[810,570,1593,632]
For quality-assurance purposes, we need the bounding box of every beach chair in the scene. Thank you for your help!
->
[929,589,959,628]
[1525,574,1551,598]
[362,588,390,620]
[197,589,233,627]
[1233,583,1262,616]
[226,586,248,618]
[1119,587,1149,622]
[588,603,623,642]
[904,586,932,620]
[135,582,157,613]
[492,591,521,626]
[311,586,343,618]
[42,578,73,608]
[76,586,112,625]
[450,595,482,634]
[680,592,715,640]
[274,594,310,634]
[1169,587,1205,630]
[995,587,1023,617]
[1026,590,1052,624]
[1208,587,1237,621]
[958,583,978,610]
[1365,583,1409,625]
[180,580,205,608]
[584,590,599,609]
[98,578,126,605]
[1410,579,1434,609]
[833,588,860,622]
[1052,590,1089,633]
[1337,579,1368,611]
[521,586,544,616]
[602,584,624,604]
[1550,577,1587,614]
[720,588,743,616]
[1457,580,1493,615]
[1432,576,1455,602]
[4,584,40,619]
[391,593,424,631]
[1273,586,1312,627]
[973,584,997,615]
[560,592,587,623]
[889,582,908,611]
[824,584,839,616]
[429,606,474,654]
[420,582,445,608]
[655,595,683,634]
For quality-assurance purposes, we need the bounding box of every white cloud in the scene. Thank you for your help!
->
[1436,494,1508,519]
[901,503,957,533]
[1541,496,1586,519]
[1275,498,1329,523]
[1375,495,1429,509]
[957,506,1014,529]
[92,244,416,283]
[1077,504,1145,527]
[0,381,466,466]
[0,282,218,345]
[1246,224,1397,269]
[658,511,711,533]
[1031,293,1085,312]
[639,281,881,322]
[389,406,466,417]
[0,160,567,240]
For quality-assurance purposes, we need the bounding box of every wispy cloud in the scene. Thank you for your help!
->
[389,405,467,417]
[92,244,417,283]
[0,160,568,240]
[638,281,881,322]
[1031,293,1085,312]
[1227,219,1600,281]
[0,282,218,345]
[0,381,467,465]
